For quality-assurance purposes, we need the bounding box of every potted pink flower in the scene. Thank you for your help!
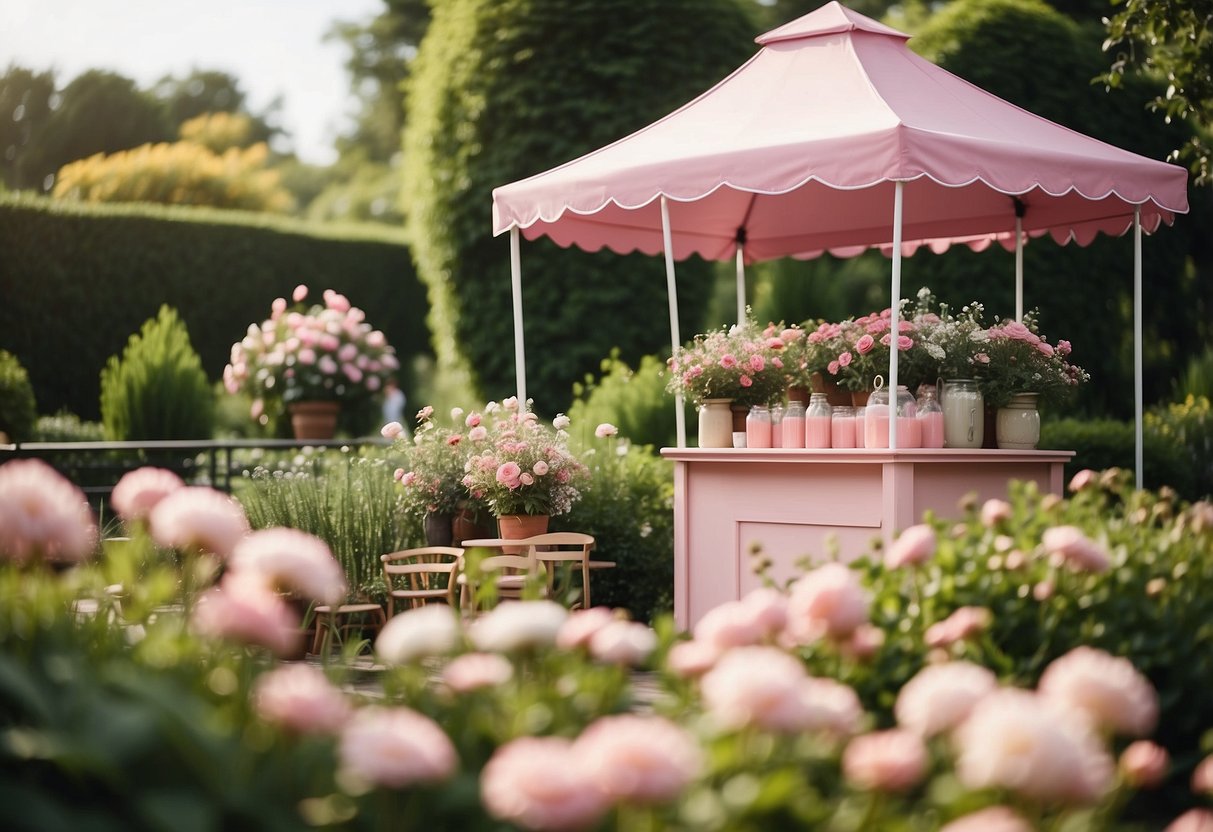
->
[223,284,399,439]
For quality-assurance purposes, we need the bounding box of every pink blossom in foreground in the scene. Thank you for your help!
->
[885,524,936,569]
[1193,755,1213,795]
[576,715,702,805]
[191,575,301,657]
[694,587,788,652]
[1038,646,1158,737]
[924,606,992,649]
[481,737,607,831]
[701,646,810,733]
[666,639,720,678]
[842,623,886,661]
[954,689,1114,804]
[1069,468,1099,492]
[842,729,928,792]
[380,421,404,439]
[588,620,657,665]
[442,652,514,692]
[980,498,1013,528]
[469,601,568,653]
[1120,740,1169,789]
[556,606,617,650]
[111,466,184,522]
[1167,810,1213,832]
[0,458,98,563]
[785,562,870,643]
[376,604,461,665]
[594,423,618,438]
[1042,525,1111,572]
[228,528,347,606]
[940,807,1033,832]
[148,486,249,558]
[338,706,457,789]
[552,414,570,430]
[894,661,998,738]
[253,664,352,735]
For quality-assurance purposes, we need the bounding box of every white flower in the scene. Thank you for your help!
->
[552,413,571,430]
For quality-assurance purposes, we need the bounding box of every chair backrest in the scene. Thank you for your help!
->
[459,551,548,612]
[381,546,463,606]
[518,532,596,562]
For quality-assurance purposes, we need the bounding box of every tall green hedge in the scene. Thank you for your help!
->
[403,0,758,411]
[0,196,430,421]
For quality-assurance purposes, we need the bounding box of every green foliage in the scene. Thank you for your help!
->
[903,0,1208,420]
[237,452,416,600]
[557,440,676,623]
[0,195,430,421]
[31,411,105,442]
[569,351,690,450]
[1178,345,1213,401]
[100,306,214,441]
[797,475,1213,822]
[0,350,36,442]
[1146,395,1213,499]
[403,0,755,410]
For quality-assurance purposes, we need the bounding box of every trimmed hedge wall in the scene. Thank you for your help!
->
[0,196,429,422]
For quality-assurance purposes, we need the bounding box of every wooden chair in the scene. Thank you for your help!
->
[521,532,598,610]
[380,546,464,617]
[310,602,387,655]
[456,543,548,614]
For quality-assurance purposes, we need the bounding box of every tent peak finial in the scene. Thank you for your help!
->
[756,0,910,46]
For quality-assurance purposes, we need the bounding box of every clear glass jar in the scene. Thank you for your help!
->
[865,383,920,447]
[781,399,806,448]
[745,404,772,449]
[940,378,984,448]
[917,385,945,449]
[831,405,856,449]
[769,403,785,449]
[806,393,831,448]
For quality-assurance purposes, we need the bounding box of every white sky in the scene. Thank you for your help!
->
[2,0,385,165]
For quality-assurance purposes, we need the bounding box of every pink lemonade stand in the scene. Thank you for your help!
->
[492,4,1188,627]
[662,447,1071,628]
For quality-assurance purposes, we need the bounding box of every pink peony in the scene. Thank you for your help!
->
[894,661,998,737]
[843,623,887,661]
[1042,525,1111,572]
[842,729,928,792]
[1038,646,1159,737]
[588,620,657,665]
[380,421,404,439]
[338,706,457,789]
[575,715,703,805]
[532,460,549,476]
[940,807,1033,832]
[665,639,720,678]
[700,646,811,733]
[468,426,488,442]
[469,601,568,653]
[442,652,514,692]
[885,524,936,569]
[748,354,765,373]
[1057,339,1073,355]
[375,603,461,665]
[1069,468,1099,492]
[0,458,98,564]
[694,587,787,652]
[924,606,992,649]
[496,461,522,488]
[1120,740,1169,788]
[828,360,841,375]
[111,466,184,522]
[1167,810,1213,832]
[855,334,875,354]
[253,663,351,734]
[954,689,1114,804]
[838,350,853,367]
[556,606,617,650]
[228,528,347,606]
[719,354,738,369]
[481,737,607,831]
[785,562,871,643]
[594,423,618,438]
[980,498,1013,527]
[192,574,302,657]
[739,374,753,387]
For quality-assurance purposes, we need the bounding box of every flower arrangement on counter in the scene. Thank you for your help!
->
[977,312,1090,408]
[666,317,787,407]
[223,284,399,421]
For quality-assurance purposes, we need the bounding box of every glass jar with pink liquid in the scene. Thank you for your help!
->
[745,405,772,449]
[806,393,831,448]
[917,385,945,449]
[769,404,784,449]
[782,400,806,448]
[831,405,857,448]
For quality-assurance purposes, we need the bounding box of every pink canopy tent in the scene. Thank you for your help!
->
[492,2,1189,478]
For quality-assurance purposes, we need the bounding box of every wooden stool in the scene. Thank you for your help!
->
[310,603,387,654]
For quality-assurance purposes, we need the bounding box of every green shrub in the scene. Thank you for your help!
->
[31,411,105,442]
[1041,415,1201,499]
[1147,395,1213,499]
[1177,346,1213,400]
[567,351,691,450]
[100,305,214,440]
[237,451,416,600]
[556,439,675,623]
[0,195,429,421]
[0,350,36,442]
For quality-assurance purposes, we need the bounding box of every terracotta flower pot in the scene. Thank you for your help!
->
[287,400,340,440]
[497,514,550,554]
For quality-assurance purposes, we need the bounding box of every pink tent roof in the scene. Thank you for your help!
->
[491,1,1189,263]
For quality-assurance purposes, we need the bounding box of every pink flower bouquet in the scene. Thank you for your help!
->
[667,317,787,407]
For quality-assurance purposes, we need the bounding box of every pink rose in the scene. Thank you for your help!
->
[780,328,803,343]
[842,729,928,792]
[401,471,417,486]
[111,466,185,522]
[393,468,406,482]
[0,458,98,564]
[148,486,249,559]
[665,639,720,678]
[855,334,876,355]
[980,498,1012,527]
[496,462,522,488]
[575,715,702,804]
[481,737,607,831]
[837,351,853,367]
[466,412,482,427]
[446,434,462,446]
[884,524,936,569]
[381,421,404,439]
[519,472,535,486]
[700,646,811,733]
[253,664,351,735]
[556,607,617,650]
[1167,810,1213,832]
[924,606,992,649]
[739,374,753,387]
[827,360,840,375]
[552,414,571,430]
[229,527,348,606]
[468,426,488,441]
[416,405,434,421]
[1003,321,1035,342]
[894,661,997,738]
[338,707,457,789]
[1058,339,1073,355]
[442,652,514,692]
[1042,525,1111,572]
[1069,469,1098,492]
[1037,340,1055,356]
[1120,740,1169,788]
[974,352,990,364]
[588,620,658,665]
[719,354,738,369]
[786,562,870,642]
[532,460,549,476]
[772,356,783,369]
[748,354,765,372]
[896,335,914,350]
[192,575,302,657]
[693,587,787,652]
[1038,646,1158,737]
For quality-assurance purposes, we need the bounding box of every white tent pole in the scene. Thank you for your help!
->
[1134,206,1143,490]
[1015,215,1024,320]
[509,227,527,404]
[735,243,747,325]
[661,196,687,448]
[889,181,904,450]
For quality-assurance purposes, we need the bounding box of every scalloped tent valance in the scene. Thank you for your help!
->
[492,0,1189,263]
